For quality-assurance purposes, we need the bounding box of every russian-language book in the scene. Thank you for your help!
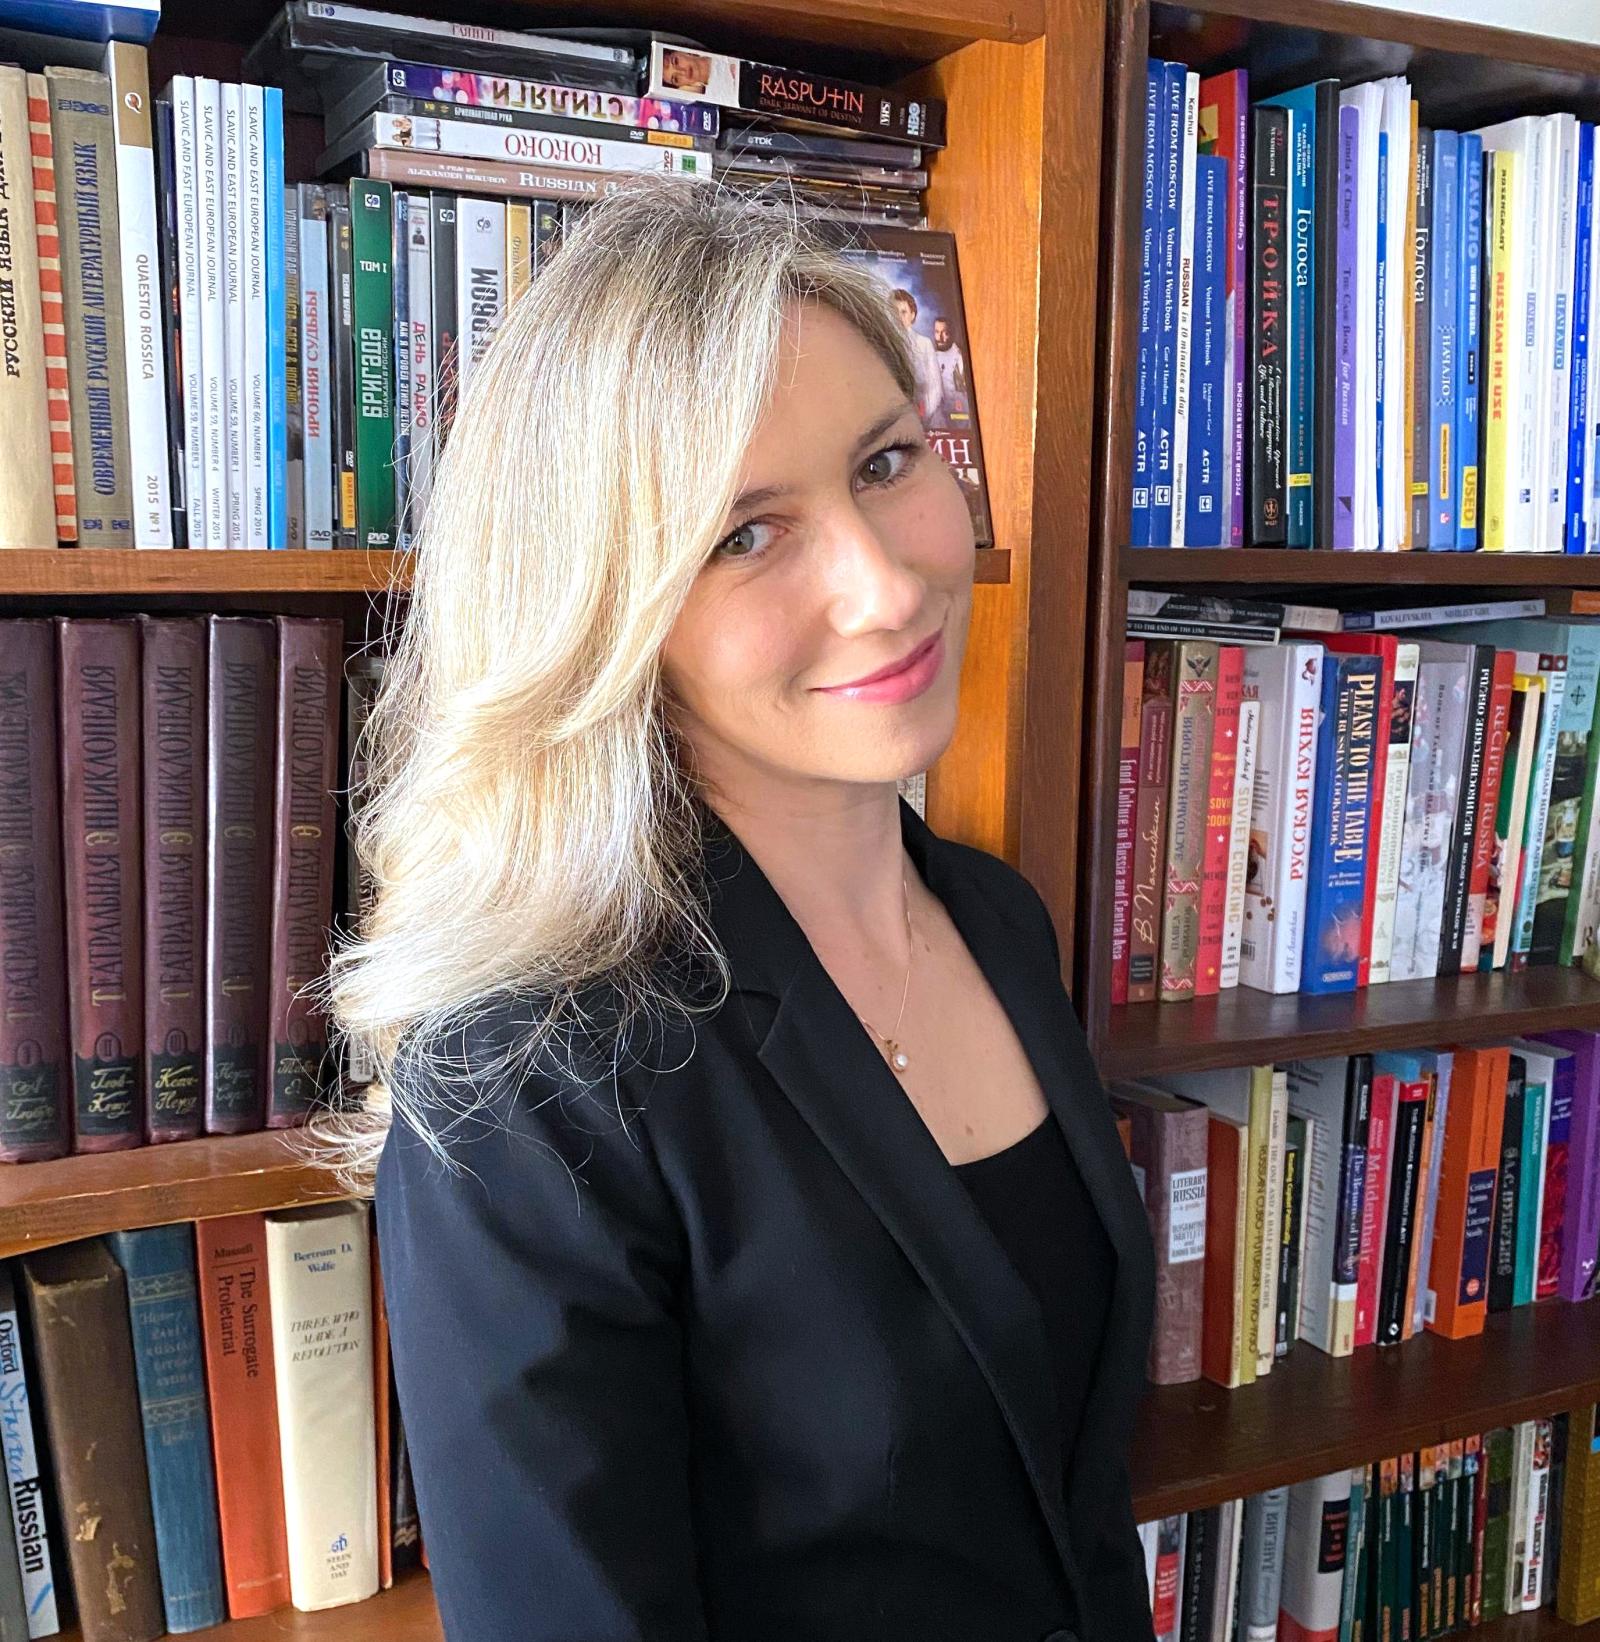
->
[1109,1084,1208,1383]
[0,624,69,1162]
[427,191,459,456]
[195,1213,291,1619]
[139,617,207,1144]
[284,164,305,548]
[1198,68,1248,548]
[58,620,143,1154]
[455,193,503,394]
[1112,643,1145,1007]
[1159,641,1218,1000]
[265,1203,380,1611]
[1249,102,1289,545]
[1220,692,1260,990]
[196,77,227,547]
[26,73,77,543]
[0,1263,60,1635]
[46,67,134,545]
[21,1241,164,1642]
[297,184,335,550]
[389,192,411,547]
[327,185,357,545]
[206,618,276,1135]
[264,87,289,549]
[403,183,434,533]
[1461,651,1515,970]
[1195,644,1241,993]
[350,179,396,549]
[1239,642,1324,993]
[106,1226,227,1632]
[1300,650,1381,993]
[1129,642,1174,1004]
[221,83,248,543]
[167,78,207,546]
[0,68,56,550]
[1408,128,1435,550]
[266,619,341,1127]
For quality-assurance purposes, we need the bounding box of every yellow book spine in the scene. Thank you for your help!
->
[506,201,531,306]
[1483,151,1516,549]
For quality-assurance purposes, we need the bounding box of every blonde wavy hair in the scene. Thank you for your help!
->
[312,177,919,1192]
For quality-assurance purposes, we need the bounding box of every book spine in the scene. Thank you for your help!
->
[1532,638,1600,962]
[1276,1115,1305,1353]
[1310,81,1339,553]
[20,1246,164,1641]
[1428,1048,1507,1341]
[0,69,58,550]
[1129,644,1173,1005]
[1221,695,1260,990]
[1241,1487,1290,1640]
[404,187,434,529]
[222,83,246,546]
[1195,644,1240,994]
[1537,1055,1574,1299]
[196,77,226,546]
[267,619,342,1127]
[1355,1071,1397,1349]
[1184,154,1228,546]
[1388,659,1449,980]
[196,1212,291,1619]
[1159,642,1218,1001]
[263,87,286,547]
[350,180,396,550]
[0,623,70,1162]
[1131,65,1162,548]
[1250,104,1290,544]
[58,618,144,1154]
[1111,642,1144,1007]
[297,185,334,549]
[242,84,268,548]
[1463,653,1514,969]
[1377,1074,1429,1345]
[1150,64,1184,548]
[1405,1057,1447,1338]
[1429,130,1459,548]
[1334,103,1359,549]
[1438,647,1496,972]
[391,192,412,546]
[1513,1068,1547,1305]
[206,617,276,1135]
[1570,126,1594,550]
[1373,643,1419,972]
[151,96,187,544]
[26,74,76,542]
[1200,1114,1247,1388]
[457,195,506,393]
[171,77,207,547]
[1483,151,1514,549]
[1511,656,1567,963]
[1340,637,1396,987]
[284,183,305,548]
[1168,72,1199,547]
[106,1225,227,1632]
[1489,1060,1526,1312]
[428,192,458,456]
[1281,101,1315,547]
[140,616,207,1145]
[1457,133,1484,549]
[0,1266,61,1633]
[1334,1056,1373,1355]
[1410,129,1435,548]
[46,67,134,545]
[1255,1067,1288,1377]
[327,186,357,546]
[1486,676,1538,969]
[1301,654,1380,994]
[266,1205,380,1610]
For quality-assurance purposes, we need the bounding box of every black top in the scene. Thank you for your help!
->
[953,1115,1118,1482]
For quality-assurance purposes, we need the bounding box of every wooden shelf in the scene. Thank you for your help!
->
[1097,967,1600,1080]
[1122,547,1600,588]
[0,1130,347,1259]
[1130,1300,1600,1521]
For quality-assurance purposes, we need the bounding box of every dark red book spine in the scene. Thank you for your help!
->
[267,618,342,1128]
[1195,644,1242,997]
[1127,642,1174,1006]
[0,621,70,1161]
[57,618,144,1154]
[140,617,208,1144]
[206,617,276,1135]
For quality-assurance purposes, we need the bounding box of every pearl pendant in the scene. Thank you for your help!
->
[889,1046,909,1073]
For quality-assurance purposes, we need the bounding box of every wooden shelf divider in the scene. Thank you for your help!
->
[1121,546,1600,588]
[0,1130,345,1260]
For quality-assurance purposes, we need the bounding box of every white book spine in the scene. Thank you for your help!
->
[1411,1053,1451,1334]
[1279,1472,1352,1637]
[1368,641,1421,983]
[298,188,333,550]
[1255,1067,1288,1376]
[173,78,208,547]
[1239,643,1323,994]
[406,199,435,529]
[1520,1419,1553,1609]
[456,195,505,395]
[1517,131,1545,550]
[357,110,705,177]
[1382,80,1410,550]
[1219,695,1260,989]
[266,1203,380,1612]
[196,77,227,548]
[220,82,246,546]
[1545,117,1578,550]
[242,84,268,549]
[105,44,172,548]
[1284,1060,1347,1357]
[1167,72,1199,548]
[0,1282,61,1634]
[1493,675,1542,968]
[1507,1421,1532,1613]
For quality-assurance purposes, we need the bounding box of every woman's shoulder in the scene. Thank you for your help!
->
[921,826,1059,947]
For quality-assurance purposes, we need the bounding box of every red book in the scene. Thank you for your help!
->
[1195,645,1242,996]
[1322,634,1397,987]
[1111,641,1146,1007]
[195,1213,291,1620]
[1200,1112,1250,1388]
[1128,644,1174,1005]
[1461,651,1514,971]
[1355,1071,1399,1348]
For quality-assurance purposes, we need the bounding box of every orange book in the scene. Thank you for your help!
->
[196,1213,292,1618]
[1426,1046,1511,1339]
[1201,1112,1252,1388]
[374,1235,393,1590]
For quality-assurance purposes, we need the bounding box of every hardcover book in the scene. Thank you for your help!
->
[26,72,78,542]
[1249,102,1290,544]
[1159,641,1218,1000]
[0,1264,60,1634]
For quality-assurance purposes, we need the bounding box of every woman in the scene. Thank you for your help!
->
[325,178,1156,1642]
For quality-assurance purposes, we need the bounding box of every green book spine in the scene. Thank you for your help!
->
[1341,1466,1368,1642]
[1513,1076,1547,1306]
[350,179,395,550]
[1398,1454,1415,1642]
[1415,1455,1434,1640]
[1378,1458,1399,1642]
[1481,1429,1514,1621]
[1558,639,1600,964]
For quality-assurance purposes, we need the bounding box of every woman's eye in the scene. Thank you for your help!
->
[859,442,919,487]
[714,518,780,560]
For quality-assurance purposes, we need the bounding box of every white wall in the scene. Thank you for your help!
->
[1357,0,1600,46]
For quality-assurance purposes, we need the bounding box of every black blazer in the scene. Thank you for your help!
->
[376,801,1158,1642]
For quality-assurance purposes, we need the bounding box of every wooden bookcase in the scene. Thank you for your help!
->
[1080,0,1600,1592]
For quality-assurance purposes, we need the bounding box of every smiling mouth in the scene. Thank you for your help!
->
[822,630,942,692]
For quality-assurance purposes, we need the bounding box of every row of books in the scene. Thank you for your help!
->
[0,1204,418,1640]
[1132,59,1600,553]
[1138,1411,1600,1641]
[1114,1035,1600,1388]
[1113,602,1600,1004]
[0,615,382,1164]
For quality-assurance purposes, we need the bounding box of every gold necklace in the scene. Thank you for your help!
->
[854,875,915,1076]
